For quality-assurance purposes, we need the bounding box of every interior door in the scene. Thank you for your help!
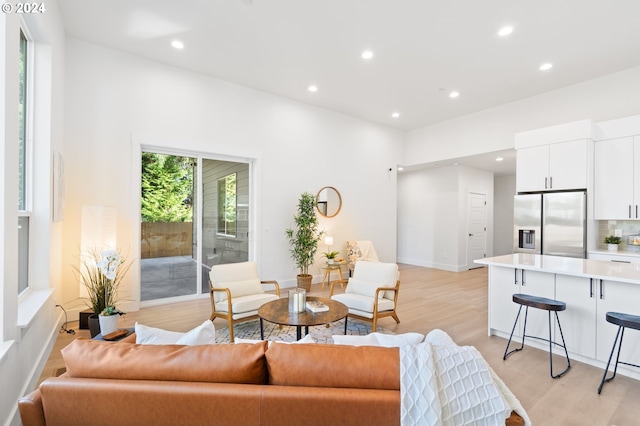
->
[467,192,487,269]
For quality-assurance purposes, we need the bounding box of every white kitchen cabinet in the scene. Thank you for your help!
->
[589,252,640,265]
[516,139,588,193]
[595,279,640,371]
[488,266,555,340]
[554,275,596,358]
[594,136,640,219]
[488,266,522,337]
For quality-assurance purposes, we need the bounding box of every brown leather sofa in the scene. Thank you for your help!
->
[19,337,524,426]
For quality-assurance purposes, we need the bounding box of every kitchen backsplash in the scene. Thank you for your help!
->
[598,220,640,252]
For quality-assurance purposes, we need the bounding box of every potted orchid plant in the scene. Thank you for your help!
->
[75,248,131,336]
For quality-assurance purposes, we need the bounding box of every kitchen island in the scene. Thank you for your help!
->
[475,254,640,380]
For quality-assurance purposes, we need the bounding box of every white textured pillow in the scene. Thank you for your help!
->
[333,332,424,347]
[135,320,215,346]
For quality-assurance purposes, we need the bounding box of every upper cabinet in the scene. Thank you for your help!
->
[594,136,640,219]
[516,139,589,193]
[514,119,594,194]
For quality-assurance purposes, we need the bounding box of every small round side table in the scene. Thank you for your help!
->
[321,261,345,290]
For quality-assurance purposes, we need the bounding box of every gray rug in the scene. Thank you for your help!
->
[214,318,392,344]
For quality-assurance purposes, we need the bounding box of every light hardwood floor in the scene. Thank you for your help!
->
[40,264,640,425]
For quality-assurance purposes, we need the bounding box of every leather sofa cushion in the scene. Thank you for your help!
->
[266,342,399,390]
[62,339,269,384]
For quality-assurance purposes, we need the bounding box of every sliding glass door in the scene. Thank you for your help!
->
[140,150,251,303]
[201,159,249,294]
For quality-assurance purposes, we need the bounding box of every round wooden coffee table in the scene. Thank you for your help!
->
[258,296,348,340]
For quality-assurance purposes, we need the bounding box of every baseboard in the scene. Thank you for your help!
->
[396,257,462,272]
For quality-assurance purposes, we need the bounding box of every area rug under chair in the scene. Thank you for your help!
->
[214,318,392,344]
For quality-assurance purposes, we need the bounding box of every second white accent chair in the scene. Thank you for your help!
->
[330,261,400,332]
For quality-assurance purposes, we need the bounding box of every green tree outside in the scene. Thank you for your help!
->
[141,153,194,222]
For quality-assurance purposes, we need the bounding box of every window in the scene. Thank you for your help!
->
[18,28,31,294]
[217,173,237,237]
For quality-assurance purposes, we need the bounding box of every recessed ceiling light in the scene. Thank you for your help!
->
[449,91,460,98]
[498,26,514,37]
[391,112,400,118]
[539,63,553,71]
[308,85,318,92]
[361,50,374,60]
[171,40,184,50]
[496,157,504,162]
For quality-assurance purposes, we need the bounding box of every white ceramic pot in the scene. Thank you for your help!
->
[607,244,618,252]
[327,259,334,265]
[98,314,120,336]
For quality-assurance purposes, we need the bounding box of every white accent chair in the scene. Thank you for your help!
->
[330,261,400,332]
[209,261,280,343]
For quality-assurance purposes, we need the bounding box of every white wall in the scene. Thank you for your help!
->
[1,4,66,425]
[61,39,403,313]
[494,175,516,256]
[404,66,640,166]
[396,165,493,271]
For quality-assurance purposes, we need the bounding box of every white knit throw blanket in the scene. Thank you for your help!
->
[399,331,531,426]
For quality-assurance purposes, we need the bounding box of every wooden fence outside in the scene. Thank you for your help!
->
[141,222,193,259]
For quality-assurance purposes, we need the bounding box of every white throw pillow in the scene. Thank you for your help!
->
[333,332,424,347]
[332,333,379,346]
[135,320,215,345]
[175,320,216,345]
[374,332,425,347]
[235,334,316,346]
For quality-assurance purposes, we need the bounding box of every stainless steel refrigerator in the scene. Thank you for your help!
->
[514,191,587,259]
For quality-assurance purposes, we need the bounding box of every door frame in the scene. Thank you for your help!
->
[466,192,487,270]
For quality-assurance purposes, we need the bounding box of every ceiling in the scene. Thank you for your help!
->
[57,0,640,176]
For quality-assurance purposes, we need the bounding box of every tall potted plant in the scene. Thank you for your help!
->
[75,248,131,337]
[286,192,323,291]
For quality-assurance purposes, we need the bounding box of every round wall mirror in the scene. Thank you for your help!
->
[316,186,342,218]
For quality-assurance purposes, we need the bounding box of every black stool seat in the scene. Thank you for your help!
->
[605,312,640,331]
[598,311,640,394]
[504,293,571,379]
[513,294,566,312]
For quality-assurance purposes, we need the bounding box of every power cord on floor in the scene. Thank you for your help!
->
[55,304,75,335]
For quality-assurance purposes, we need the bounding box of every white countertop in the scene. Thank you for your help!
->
[475,254,640,285]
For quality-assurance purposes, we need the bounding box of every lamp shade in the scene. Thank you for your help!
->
[324,236,334,246]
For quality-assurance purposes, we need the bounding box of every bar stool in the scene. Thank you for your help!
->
[597,311,640,394]
[503,293,571,378]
